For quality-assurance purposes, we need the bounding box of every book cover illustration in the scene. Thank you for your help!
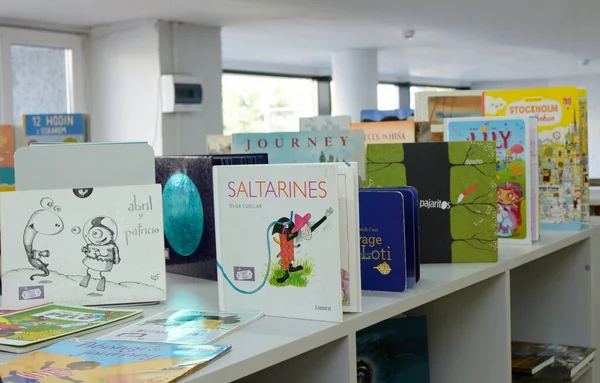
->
[360,109,414,122]
[484,87,582,230]
[101,309,263,345]
[358,189,407,293]
[357,316,430,383]
[156,154,268,280]
[299,115,351,131]
[0,304,140,348]
[1,184,167,307]
[231,130,366,182]
[23,114,86,146]
[0,167,15,191]
[445,117,533,243]
[366,141,498,263]
[207,134,232,154]
[0,125,15,167]
[0,339,231,383]
[213,163,344,322]
[512,341,595,379]
[428,94,483,132]
[350,121,416,145]
[578,88,590,223]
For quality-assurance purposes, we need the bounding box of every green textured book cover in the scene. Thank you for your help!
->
[366,141,498,263]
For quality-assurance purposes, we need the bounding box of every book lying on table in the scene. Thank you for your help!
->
[101,309,263,345]
[0,303,142,353]
[0,338,231,382]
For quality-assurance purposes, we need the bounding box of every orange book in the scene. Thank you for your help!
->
[0,125,15,167]
[350,121,416,145]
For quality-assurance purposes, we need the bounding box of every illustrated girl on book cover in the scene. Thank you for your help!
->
[271,207,333,285]
[497,182,523,237]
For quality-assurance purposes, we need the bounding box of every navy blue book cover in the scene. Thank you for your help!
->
[357,315,430,382]
[156,154,268,280]
[359,189,407,292]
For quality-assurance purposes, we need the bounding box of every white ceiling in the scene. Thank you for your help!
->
[1,0,599,84]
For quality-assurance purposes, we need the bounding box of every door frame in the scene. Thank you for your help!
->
[0,27,87,126]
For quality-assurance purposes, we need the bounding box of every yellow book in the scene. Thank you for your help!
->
[578,88,590,222]
[484,87,582,230]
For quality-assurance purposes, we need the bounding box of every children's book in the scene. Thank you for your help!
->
[578,88,590,223]
[350,121,416,145]
[1,184,167,307]
[156,154,268,280]
[207,134,232,154]
[360,109,414,122]
[358,189,408,292]
[512,341,596,380]
[0,339,231,382]
[0,125,15,167]
[413,90,483,136]
[299,115,351,131]
[101,310,263,345]
[366,141,498,263]
[0,303,142,353]
[14,142,156,191]
[231,130,366,183]
[213,163,360,322]
[0,167,15,191]
[484,86,583,230]
[23,114,86,146]
[357,315,430,382]
[445,116,536,244]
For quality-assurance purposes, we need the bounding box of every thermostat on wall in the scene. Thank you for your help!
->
[161,74,203,113]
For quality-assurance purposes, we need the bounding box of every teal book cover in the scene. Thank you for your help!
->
[231,130,365,181]
[357,316,430,382]
[445,117,533,244]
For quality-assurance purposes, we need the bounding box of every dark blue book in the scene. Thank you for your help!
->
[360,108,414,122]
[357,315,431,383]
[156,153,268,280]
[359,189,407,292]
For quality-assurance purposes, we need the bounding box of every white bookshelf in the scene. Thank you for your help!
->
[1,226,598,383]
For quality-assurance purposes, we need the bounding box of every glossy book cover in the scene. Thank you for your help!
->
[1,184,166,307]
[445,117,533,244]
[366,141,498,263]
[0,339,231,383]
[23,114,86,146]
[101,309,263,345]
[156,154,268,280]
[231,130,366,181]
[213,163,344,322]
[0,304,140,348]
[484,86,582,230]
[358,190,407,293]
[357,316,430,383]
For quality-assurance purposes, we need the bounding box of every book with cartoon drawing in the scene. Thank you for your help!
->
[213,162,361,322]
[0,303,142,353]
[0,184,167,308]
[0,338,231,382]
[100,309,263,345]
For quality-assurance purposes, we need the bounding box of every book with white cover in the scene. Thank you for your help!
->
[213,163,352,322]
[0,184,166,308]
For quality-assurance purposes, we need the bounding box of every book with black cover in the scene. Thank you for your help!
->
[156,154,268,280]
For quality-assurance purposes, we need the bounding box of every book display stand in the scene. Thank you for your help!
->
[2,226,598,382]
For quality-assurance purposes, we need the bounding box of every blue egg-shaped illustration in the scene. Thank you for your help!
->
[163,173,204,256]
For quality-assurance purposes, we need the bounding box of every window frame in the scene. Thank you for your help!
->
[0,27,87,125]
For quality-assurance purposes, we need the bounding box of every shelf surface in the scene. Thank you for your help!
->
[0,225,596,382]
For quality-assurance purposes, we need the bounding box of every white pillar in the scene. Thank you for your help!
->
[331,49,379,122]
